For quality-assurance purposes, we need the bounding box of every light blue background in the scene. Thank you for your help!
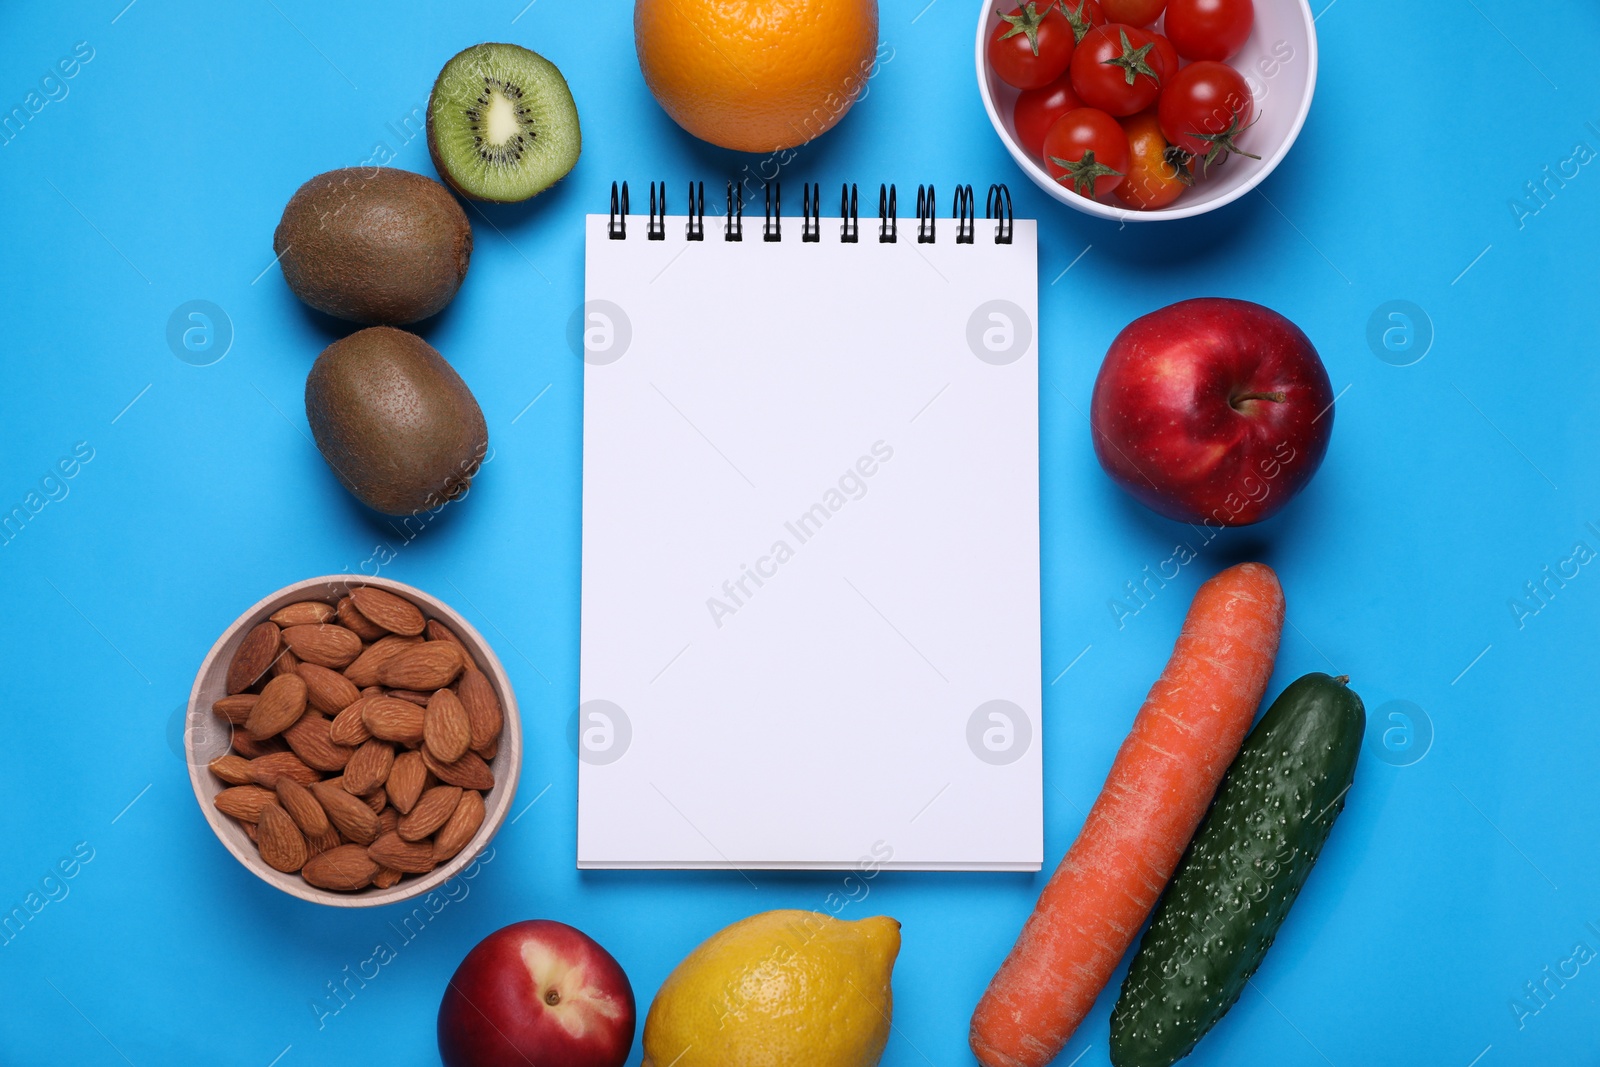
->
[2,0,1598,1064]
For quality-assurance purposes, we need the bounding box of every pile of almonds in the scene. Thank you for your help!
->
[207,585,504,893]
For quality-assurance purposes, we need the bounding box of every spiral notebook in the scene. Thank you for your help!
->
[578,182,1041,870]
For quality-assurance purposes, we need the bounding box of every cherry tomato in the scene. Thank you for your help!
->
[1148,31,1180,84]
[1114,110,1193,210]
[1070,24,1163,116]
[1013,71,1084,160]
[1043,107,1130,200]
[1099,0,1167,26]
[988,2,1079,90]
[1157,60,1260,166]
[1164,0,1254,61]
[1057,0,1108,43]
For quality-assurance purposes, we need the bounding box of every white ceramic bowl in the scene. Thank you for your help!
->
[185,575,521,907]
[975,0,1318,221]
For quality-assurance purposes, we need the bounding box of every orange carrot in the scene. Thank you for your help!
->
[970,562,1284,1067]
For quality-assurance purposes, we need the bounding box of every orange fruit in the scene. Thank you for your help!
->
[634,0,880,153]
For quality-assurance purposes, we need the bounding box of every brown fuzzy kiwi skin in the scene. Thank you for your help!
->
[273,169,472,325]
[304,327,489,517]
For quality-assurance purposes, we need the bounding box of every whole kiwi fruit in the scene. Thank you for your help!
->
[305,327,488,516]
[274,168,472,325]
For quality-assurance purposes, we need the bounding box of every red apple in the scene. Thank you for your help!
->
[1090,298,1334,526]
[438,920,636,1067]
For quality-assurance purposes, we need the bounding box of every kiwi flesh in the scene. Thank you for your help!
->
[427,43,581,203]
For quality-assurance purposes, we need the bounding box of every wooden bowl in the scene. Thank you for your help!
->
[185,575,521,907]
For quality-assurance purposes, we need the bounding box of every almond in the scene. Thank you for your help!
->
[306,825,343,856]
[368,831,437,874]
[360,787,388,814]
[214,785,277,822]
[421,747,494,791]
[312,779,381,844]
[384,688,433,706]
[208,754,253,785]
[343,739,395,795]
[246,751,320,788]
[378,806,400,836]
[457,668,504,752]
[226,621,281,694]
[269,646,302,679]
[343,634,424,687]
[256,802,310,872]
[426,619,465,647]
[244,673,307,740]
[363,697,426,744]
[282,711,355,772]
[424,689,472,764]
[377,642,463,691]
[349,586,426,636]
[372,866,403,889]
[282,624,363,668]
[231,732,287,760]
[302,844,379,891]
[270,600,337,627]
[387,751,429,814]
[276,777,331,837]
[398,785,462,841]
[432,790,485,863]
[212,694,258,726]
[475,735,499,761]
[329,698,375,747]
[338,595,389,641]
[297,662,361,714]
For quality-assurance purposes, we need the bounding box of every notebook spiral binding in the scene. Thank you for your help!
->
[606,181,1013,245]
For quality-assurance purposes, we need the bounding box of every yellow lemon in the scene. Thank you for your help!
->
[642,909,901,1067]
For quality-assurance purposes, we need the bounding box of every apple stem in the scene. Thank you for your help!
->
[1231,391,1286,407]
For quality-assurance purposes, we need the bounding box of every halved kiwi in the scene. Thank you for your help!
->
[426,43,581,203]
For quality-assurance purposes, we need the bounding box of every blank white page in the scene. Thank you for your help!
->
[579,205,1040,870]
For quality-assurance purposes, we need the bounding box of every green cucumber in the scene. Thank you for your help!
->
[1110,672,1365,1067]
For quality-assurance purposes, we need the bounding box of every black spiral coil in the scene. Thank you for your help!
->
[647,181,666,241]
[725,180,743,241]
[764,182,781,242]
[607,182,1012,245]
[917,185,936,244]
[608,181,628,240]
[987,183,1014,244]
[686,181,704,241]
